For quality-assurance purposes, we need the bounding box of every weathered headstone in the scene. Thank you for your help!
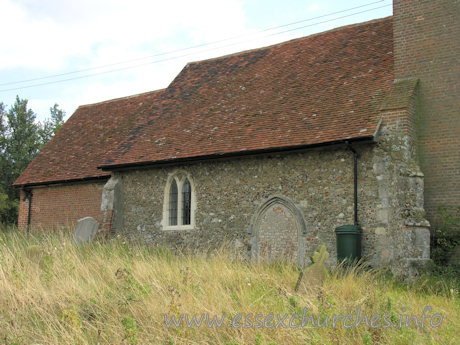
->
[295,244,329,292]
[25,245,46,263]
[251,196,307,266]
[73,217,99,244]
[258,203,299,262]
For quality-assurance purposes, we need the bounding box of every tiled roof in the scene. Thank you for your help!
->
[15,17,394,186]
[14,90,165,186]
[101,17,394,169]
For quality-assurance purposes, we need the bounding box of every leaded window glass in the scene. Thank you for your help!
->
[169,180,178,226]
[182,179,191,225]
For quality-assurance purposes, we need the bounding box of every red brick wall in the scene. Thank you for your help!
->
[393,0,460,223]
[18,180,108,231]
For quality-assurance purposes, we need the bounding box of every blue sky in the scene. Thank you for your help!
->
[0,0,393,122]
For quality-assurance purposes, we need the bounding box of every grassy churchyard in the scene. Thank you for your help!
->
[0,228,458,345]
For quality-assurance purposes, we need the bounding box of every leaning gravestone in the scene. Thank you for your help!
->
[25,245,46,264]
[295,244,329,293]
[73,217,99,244]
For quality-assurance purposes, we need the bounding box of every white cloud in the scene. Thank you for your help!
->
[0,0,249,71]
[308,3,320,12]
[0,0,255,119]
[1,0,393,122]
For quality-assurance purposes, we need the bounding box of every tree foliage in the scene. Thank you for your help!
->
[40,103,65,144]
[431,205,460,266]
[0,96,65,224]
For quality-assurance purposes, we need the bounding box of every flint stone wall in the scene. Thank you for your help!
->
[111,123,429,276]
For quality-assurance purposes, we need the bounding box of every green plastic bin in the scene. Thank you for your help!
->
[335,225,362,263]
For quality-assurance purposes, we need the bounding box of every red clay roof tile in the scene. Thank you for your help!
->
[14,90,165,186]
[101,17,393,169]
[15,17,393,186]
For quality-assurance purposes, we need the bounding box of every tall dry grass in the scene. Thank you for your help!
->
[0,228,458,344]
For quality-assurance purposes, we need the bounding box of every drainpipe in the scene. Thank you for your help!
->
[23,189,33,235]
[345,142,359,226]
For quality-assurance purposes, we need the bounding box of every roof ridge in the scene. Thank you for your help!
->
[15,15,394,186]
[77,88,166,109]
[185,16,392,66]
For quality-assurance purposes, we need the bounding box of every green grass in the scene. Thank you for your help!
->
[0,227,458,344]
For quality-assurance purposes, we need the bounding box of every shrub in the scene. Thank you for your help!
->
[431,205,460,266]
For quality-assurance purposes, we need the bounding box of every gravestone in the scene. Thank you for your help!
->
[25,245,46,263]
[295,244,329,292]
[73,217,99,244]
[258,203,299,262]
[250,196,307,266]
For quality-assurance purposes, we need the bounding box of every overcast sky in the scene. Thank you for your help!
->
[0,0,392,122]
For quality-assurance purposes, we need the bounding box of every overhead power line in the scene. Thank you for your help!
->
[0,0,386,88]
[0,0,391,92]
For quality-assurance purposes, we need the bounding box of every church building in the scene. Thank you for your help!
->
[14,0,459,276]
